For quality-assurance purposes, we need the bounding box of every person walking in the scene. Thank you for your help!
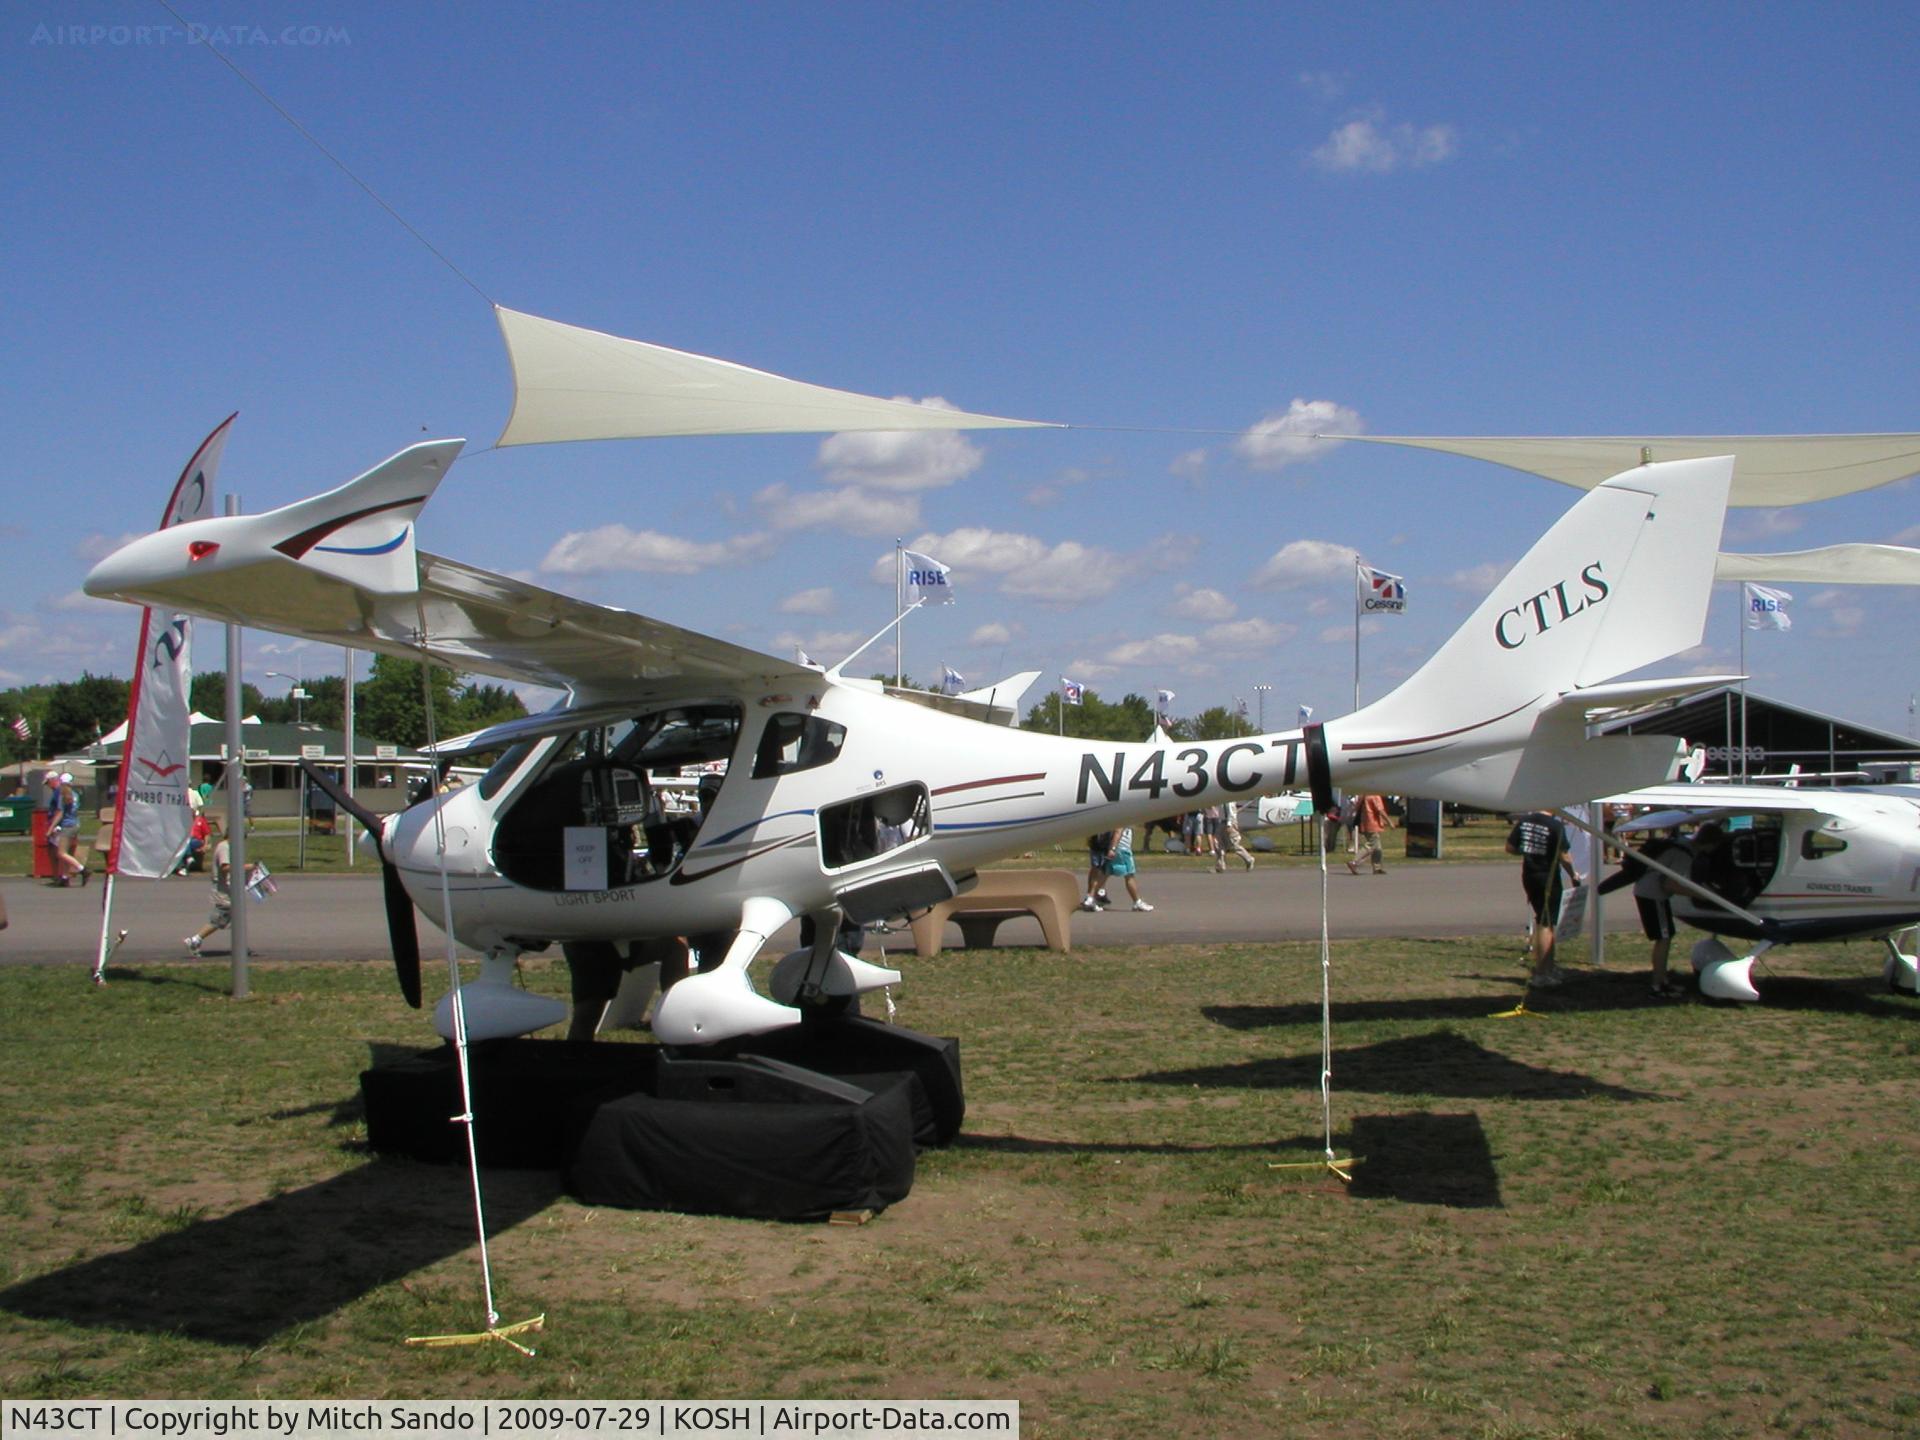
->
[1347,792,1391,875]
[43,771,87,886]
[1105,826,1154,911]
[1213,802,1255,872]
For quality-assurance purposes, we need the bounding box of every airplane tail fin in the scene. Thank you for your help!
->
[1319,455,1734,811]
[83,440,462,644]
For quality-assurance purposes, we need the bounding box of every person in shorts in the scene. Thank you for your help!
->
[1506,810,1580,988]
[1103,827,1153,912]
[1600,830,1690,997]
[1083,831,1113,910]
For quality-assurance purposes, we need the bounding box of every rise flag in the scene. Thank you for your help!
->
[1743,582,1792,631]
[904,550,955,605]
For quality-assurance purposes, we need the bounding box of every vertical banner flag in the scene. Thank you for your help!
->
[109,414,234,879]
[1061,677,1084,706]
[941,665,965,695]
[1357,561,1407,616]
[904,549,955,605]
[1743,582,1792,631]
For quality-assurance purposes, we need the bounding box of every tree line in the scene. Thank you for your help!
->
[0,655,526,761]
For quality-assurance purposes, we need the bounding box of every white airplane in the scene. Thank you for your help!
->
[1604,782,1920,1001]
[84,437,1739,1047]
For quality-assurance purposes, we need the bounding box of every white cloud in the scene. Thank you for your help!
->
[1170,585,1237,622]
[1297,70,1346,103]
[1235,399,1363,471]
[1892,523,1920,545]
[75,532,144,564]
[968,621,1015,646]
[1106,633,1203,668]
[1203,617,1298,651]
[49,589,113,613]
[815,401,984,492]
[779,586,834,616]
[540,525,771,576]
[1726,508,1805,543]
[1445,561,1506,593]
[1810,589,1865,636]
[755,482,922,537]
[770,628,868,664]
[1169,448,1208,484]
[1253,538,1356,589]
[1311,112,1459,174]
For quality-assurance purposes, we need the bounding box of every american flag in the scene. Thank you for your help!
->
[9,716,30,742]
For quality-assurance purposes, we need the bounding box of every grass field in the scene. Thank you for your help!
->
[1,933,1914,1436]
[0,812,1521,880]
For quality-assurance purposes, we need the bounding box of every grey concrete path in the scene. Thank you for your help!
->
[0,859,1638,970]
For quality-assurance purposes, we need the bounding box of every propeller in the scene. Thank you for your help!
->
[299,761,422,1008]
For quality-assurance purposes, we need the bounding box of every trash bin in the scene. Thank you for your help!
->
[0,796,33,836]
[30,810,54,879]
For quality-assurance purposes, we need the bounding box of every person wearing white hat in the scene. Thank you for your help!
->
[43,771,87,886]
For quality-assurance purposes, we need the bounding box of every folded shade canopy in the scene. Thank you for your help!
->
[1327,434,1920,508]
[496,305,1057,446]
[1716,544,1920,585]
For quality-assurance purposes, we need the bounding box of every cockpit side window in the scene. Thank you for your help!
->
[752,712,847,779]
[1801,828,1848,860]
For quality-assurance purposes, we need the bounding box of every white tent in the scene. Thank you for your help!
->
[495,306,1058,447]
[1326,434,1920,508]
[1716,544,1920,586]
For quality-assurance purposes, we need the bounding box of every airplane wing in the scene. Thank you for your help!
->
[1607,783,1909,828]
[83,438,813,700]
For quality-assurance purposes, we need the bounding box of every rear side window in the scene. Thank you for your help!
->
[753,713,846,779]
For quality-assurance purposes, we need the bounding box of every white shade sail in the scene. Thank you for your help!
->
[1716,544,1920,585]
[495,306,1057,446]
[1328,434,1920,507]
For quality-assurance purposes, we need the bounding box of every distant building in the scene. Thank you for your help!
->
[68,713,432,818]
[1599,685,1920,783]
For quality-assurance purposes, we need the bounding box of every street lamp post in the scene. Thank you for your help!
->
[1252,683,1272,733]
[265,665,311,866]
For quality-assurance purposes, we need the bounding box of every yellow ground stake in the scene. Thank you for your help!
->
[1269,1156,1360,1183]
[1489,998,1550,1019]
[406,1314,545,1357]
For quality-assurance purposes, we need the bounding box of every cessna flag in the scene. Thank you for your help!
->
[108,415,233,879]
[904,549,955,605]
[1358,561,1407,616]
[1061,677,1084,706]
[1743,582,1792,631]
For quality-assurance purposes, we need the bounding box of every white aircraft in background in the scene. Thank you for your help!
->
[84,432,1739,1047]
[1606,782,1920,1001]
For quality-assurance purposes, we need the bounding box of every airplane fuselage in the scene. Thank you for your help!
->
[383,679,1325,956]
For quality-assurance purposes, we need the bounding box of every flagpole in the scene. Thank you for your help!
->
[224,494,249,1001]
[343,646,356,867]
[1352,554,1362,712]
[1738,586,1749,782]
[894,540,904,688]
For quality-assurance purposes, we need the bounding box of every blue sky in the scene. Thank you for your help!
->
[7,1,1917,737]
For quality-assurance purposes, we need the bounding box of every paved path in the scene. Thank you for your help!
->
[0,860,1638,969]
